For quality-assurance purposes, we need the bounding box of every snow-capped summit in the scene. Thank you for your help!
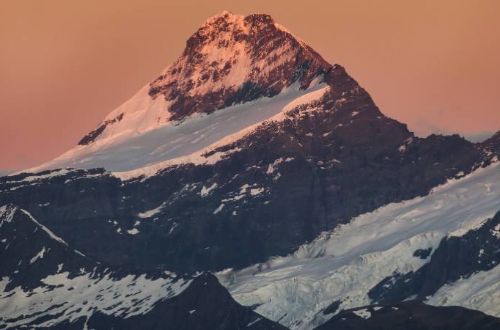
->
[147,11,331,119]
[4,11,499,330]
[28,12,337,173]
[77,11,331,147]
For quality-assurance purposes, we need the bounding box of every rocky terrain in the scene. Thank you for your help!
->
[1,11,498,330]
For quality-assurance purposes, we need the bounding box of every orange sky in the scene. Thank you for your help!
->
[1,0,499,170]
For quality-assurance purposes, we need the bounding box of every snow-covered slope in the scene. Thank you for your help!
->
[0,205,285,330]
[28,11,332,174]
[31,82,328,173]
[0,204,189,328]
[0,271,190,329]
[218,162,500,329]
[427,265,500,317]
[7,10,499,329]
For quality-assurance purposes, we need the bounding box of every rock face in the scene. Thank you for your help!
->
[149,12,331,122]
[481,130,500,155]
[1,71,490,273]
[2,11,499,330]
[315,301,500,330]
[1,65,491,274]
[0,205,285,329]
[77,113,124,145]
[79,11,331,145]
[71,273,286,330]
[0,204,93,291]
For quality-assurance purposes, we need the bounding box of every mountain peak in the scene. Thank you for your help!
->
[481,130,500,155]
[76,12,332,146]
[201,11,275,32]
[147,11,331,120]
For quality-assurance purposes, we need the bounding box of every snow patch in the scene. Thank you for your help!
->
[247,317,262,327]
[0,271,191,329]
[137,203,165,219]
[20,209,69,246]
[127,228,140,235]
[490,224,500,239]
[250,187,265,196]
[29,247,47,264]
[213,204,225,215]
[200,183,218,197]
[352,308,371,319]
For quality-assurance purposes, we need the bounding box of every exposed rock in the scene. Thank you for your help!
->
[315,301,500,330]
[481,130,500,155]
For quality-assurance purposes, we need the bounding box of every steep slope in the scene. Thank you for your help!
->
[3,11,499,330]
[2,64,489,274]
[147,11,330,121]
[315,301,500,330]
[369,211,500,305]
[0,205,285,329]
[54,273,286,330]
[36,83,328,172]
[219,162,500,328]
[481,130,500,155]
[31,11,331,173]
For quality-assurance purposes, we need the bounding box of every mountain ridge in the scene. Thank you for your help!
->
[77,11,331,147]
[2,11,499,330]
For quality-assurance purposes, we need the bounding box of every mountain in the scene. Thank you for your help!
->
[0,205,284,329]
[220,163,500,328]
[482,130,500,155]
[2,11,499,330]
[31,11,331,173]
[79,11,329,144]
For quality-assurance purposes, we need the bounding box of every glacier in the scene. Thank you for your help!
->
[218,162,500,329]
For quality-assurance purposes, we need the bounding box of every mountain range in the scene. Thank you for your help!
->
[1,11,499,329]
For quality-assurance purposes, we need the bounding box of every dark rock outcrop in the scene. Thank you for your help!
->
[315,301,500,330]
[0,205,284,330]
[70,274,285,330]
[481,130,500,155]
[78,113,124,145]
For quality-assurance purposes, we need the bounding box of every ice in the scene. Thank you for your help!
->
[0,271,191,329]
[29,84,328,177]
[218,163,500,329]
[427,265,500,317]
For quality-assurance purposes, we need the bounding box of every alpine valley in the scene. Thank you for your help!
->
[1,11,499,330]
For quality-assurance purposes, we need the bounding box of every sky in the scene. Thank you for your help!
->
[1,0,499,170]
